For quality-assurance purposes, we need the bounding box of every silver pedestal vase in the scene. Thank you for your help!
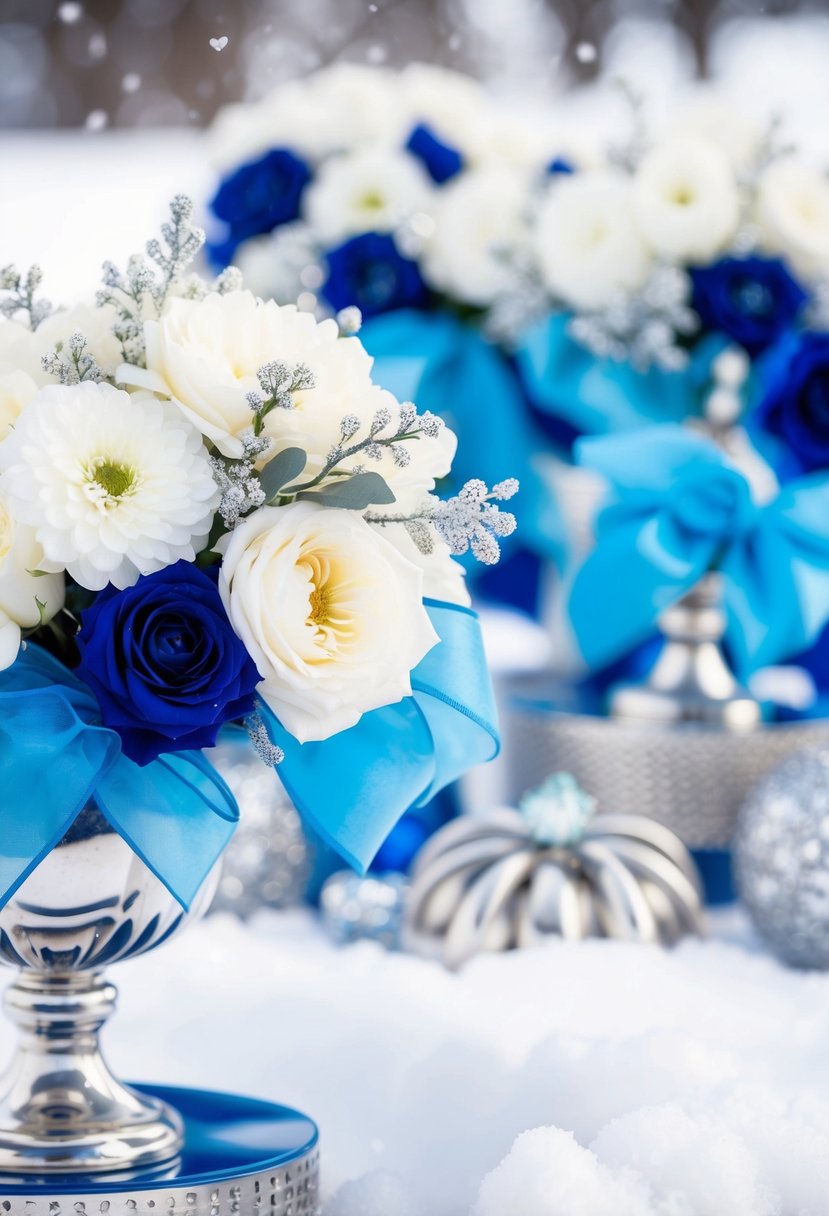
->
[0,803,217,1176]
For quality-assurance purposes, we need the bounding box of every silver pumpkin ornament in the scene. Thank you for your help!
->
[735,746,829,969]
[404,774,705,969]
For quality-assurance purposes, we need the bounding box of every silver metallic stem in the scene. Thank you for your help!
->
[610,573,761,731]
[0,968,182,1173]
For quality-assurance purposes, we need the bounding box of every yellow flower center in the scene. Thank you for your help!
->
[670,184,695,206]
[0,501,13,567]
[309,582,332,627]
[359,190,386,210]
[83,457,139,509]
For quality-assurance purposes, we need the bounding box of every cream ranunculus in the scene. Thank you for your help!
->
[128,290,453,511]
[219,501,438,742]
[631,136,740,262]
[534,172,652,311]
[755,158,829,280]
[422,166,529,306]
[0,496,64,671]
[302,148,433,244]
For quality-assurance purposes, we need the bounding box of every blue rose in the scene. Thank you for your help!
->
[751,330,829,475]
[405,123,463,184]
[208,147,311,265]
[322,232,428,319]
[546,156,575,175]
[690,255,807,356]
[76,562,260,766]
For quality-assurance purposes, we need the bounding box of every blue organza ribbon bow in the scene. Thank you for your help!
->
[568,426,829,675]
[0,601,498,906]
[0,645,238,911]
[359,309,564,565]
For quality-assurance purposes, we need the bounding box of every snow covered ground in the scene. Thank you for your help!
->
[29,905,820,1216]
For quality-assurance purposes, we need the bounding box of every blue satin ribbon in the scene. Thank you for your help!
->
[516,313,724,437]
[261,599,499,873]
[359,309,564,566]
[568,426,829,676]
[0,646,238,911]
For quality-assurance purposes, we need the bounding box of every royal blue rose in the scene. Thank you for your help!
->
[752,330,829,475]
[322,232,428,319]
[691,255,807,356]
[405,123,463,184]
[76,562,260,766]
[208,147,311,265]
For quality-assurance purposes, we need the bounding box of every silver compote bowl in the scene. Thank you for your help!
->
[0,802,217,1176]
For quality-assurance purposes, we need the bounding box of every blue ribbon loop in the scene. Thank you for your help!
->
[261,600,499,873]
[0,646,238,912]
[568,426,829,676]
[359,309,564,566]
[0,601,498,903]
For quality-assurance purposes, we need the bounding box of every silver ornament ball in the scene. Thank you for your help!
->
[735,746,829,969]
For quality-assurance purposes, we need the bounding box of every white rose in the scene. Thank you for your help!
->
[0,370,37,439]
[631,136,740,262]
[0,496,64,671]
[219,502,438,742]
[127,291,451,509]
[422,167,528,307]
[755,158,829,280]
[533,172,652,310]
[302,148,433,244]
[376,522,470,607]
[672,91,763,173]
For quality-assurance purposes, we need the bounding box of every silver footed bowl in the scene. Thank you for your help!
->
[0,802,218,1176]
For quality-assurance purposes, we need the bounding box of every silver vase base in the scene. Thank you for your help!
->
[0,1086,320,1214]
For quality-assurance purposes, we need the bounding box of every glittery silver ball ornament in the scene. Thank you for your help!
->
[404,774,705,970]
[320,871,408,949]
[735,747,829,969]
[207,735,312,919]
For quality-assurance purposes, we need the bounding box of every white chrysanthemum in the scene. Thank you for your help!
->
[534,172,652,310]
[755,157,829,280]
[126,291,452,510]
[631,136,740,262]
[302,148,434,244]
[0,495,64,671]
[0,382,218,592]
[219,502,438,742]
[422,166,528,307]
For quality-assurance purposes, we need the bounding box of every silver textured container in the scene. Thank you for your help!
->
[0,804,218,1175]
[502,674,829,848]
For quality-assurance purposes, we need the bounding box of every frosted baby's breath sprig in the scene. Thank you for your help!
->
[210,431,272,528]
[0,264,52,329]
[248,361,315,436]
[41,332,105,385]
[368,477,519,565]
[245,709,285,767]
[97,195,206,364]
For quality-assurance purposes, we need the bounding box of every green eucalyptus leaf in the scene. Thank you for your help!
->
[260,447,308,502]
[296,472,396,510]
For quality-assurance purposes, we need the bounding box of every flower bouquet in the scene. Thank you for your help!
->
[0,196,508,1176]
[206,63,568,611]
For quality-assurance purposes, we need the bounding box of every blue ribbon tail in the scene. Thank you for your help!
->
[95,750,238,911]
[259,600,499,873]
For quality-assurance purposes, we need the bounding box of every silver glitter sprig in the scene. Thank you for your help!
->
[0,263,52,329]
[569,262,698,371]
[245,709,284,768]
[367,477,519,565]
[210,431,272,528]
[248,361,315,436]
[41,332,105,384]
